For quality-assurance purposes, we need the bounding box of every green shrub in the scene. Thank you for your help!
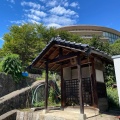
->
[107,87,119,109]
[0,61,3,72]
[2,54,23,83]
[48,87,56,103]
[33,101,45,107]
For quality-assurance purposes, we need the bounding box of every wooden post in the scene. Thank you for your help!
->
[45,61,48,111]
[77,55,84,114]
[61,65,65,110]
[59,47,65,110]
[91,58,98,107]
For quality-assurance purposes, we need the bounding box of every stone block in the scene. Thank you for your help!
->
[78,114,86,120]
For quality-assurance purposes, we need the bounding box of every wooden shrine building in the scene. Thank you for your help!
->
[30,36,113,115]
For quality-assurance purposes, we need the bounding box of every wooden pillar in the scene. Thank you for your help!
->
[45,61,48,111]
[77,55,84,114]
[59,47,65,110]
[91,58,98,107]
[61,65,65,110]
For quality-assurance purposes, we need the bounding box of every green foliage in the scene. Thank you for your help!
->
[105,64,116,87]
[0,60,3,72]
[48,86,61,106]
[1,23,88,68]
[58,30,83,43]
[36,71,60,81]
[81,35,110,53]
[48,87,56,103]
[2,54,22,83]
[110,39,120,55]
[2,24,46,67]
[35,70,45,81]
[107,87,119,109]
[33,101,45,107]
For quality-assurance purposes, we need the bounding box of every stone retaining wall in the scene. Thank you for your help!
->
[0,73,35,97]
[0,80,44,116]
[0,110,17,120]
[0,73,16,97]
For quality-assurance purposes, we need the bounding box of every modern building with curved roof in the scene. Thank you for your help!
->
[58,25,120,43]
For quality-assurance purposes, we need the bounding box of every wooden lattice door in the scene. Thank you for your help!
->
[65,77,92,106]
[65,79,79,105]
[82,77,92,106]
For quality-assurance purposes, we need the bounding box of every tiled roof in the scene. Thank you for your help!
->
[29,36,113,70]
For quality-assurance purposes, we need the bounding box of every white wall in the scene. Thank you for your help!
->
[63,67,71,80]
[63,66,91,80]
[113,55,120,106]
[72,69,78,79]
[82,67,91,78]
[95,69,104,83]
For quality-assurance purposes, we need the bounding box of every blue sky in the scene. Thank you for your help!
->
[0,0,120,48]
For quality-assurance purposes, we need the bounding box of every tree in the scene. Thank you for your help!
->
[81,35,110,53]
[110,39,120,55]
[2,24,46,67]
[58,30,83,43]
[2,24,84,67]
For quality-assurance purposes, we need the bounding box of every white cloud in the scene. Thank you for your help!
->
[0,37,4,41]
[22,9,47,24]
[29,9,47,17]
[47,0,57,7]
[10,0,15,3]
[7,0,15,4]
[28,19,39,24]
[9,5,13,8]
[43,15,76,26]
[26,14,41,21]
[21,1,40,9]
[10,20,25,24]
[39,0,46,2]
[49,6,76,16]
[18,0,79,27]
[64,2,69,7]
[70,2,79,7]
[46,23,61,28]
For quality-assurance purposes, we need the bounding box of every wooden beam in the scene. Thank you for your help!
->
[55,44,85,53]
[38,62,44,68]
[49,52,79,64]
[77,55,84,114]
[59,47,63,56]
[45,61,48,111]
[49,47,59,59]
